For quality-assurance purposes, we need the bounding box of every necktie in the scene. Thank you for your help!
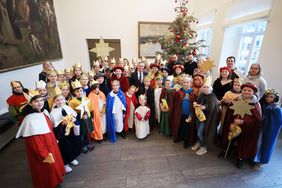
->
[139,72,142,82]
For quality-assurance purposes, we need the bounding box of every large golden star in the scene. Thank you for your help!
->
[89,38,115,58]
[201,58,216,72]
[229,99,255,118]
[75,98,91,118]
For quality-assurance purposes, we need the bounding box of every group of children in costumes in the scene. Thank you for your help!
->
[6,55,282,188]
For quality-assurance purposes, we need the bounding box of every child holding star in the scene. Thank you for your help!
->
[253,89,282,170]
[69,80,94,153]
[220,82,262,169]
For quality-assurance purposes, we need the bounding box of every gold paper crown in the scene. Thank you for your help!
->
[119,57,123,62]
[59,81,70,89]
[141,56,146,62]
[203,76,212,87]
[156,54,161,60]
[88,70,94,77]
[47,70,57,76]
[57,69,64,75]
[181,74,191,82]
[144,75,152,82]
[155,74,163,80]
[65,68,72,73]
[89,80,99,87]
[10,80,22,88]
[53,86,62,97]
[80,73,88,79]
[71,79,82,90]
[265,88,279,96]
[104,56,108,61]
[35,80,46,89]
[73,63,82,69]
[132,58,137,63]
[110,58,116,64]
[124,64,129,71]
[92,60,100,67]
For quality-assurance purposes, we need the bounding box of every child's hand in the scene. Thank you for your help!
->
[61,119,68,126]
[185,116,192,123]
[43,153,55,164]
[200,105,206,110]
[193,102,198,108]
[234,118,243,125]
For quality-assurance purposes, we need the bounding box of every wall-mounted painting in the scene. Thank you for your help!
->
[86,38,121,67]
[0,0,62,73]
[138,21,171,58]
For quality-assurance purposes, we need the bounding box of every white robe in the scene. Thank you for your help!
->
[134,106,150,139]
[154,87,162,123]
[98,96,107,134]
[111,92,126,133]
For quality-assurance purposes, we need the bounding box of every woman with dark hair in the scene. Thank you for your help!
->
[245,63,267,100]
[212,67,233,101]
[16,94,65,188]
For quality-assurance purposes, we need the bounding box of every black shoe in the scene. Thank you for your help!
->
[88,145,94,151]
[218,152,225,158]
[120,132,126,139]
[184,144,189,149]
[236,159,243,169]
[173,138,181,143]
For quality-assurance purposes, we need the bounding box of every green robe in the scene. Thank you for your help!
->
[160,88,174,136]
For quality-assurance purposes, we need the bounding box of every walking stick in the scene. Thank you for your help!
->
[224,121,242,159]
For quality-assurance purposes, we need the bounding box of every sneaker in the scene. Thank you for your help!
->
[64,165,72,174]
[252,163,262,171]
[70,159,79,166]
[196,147,207,155]
[191,142,201,151]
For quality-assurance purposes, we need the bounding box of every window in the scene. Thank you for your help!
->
[196,28,213,57]
[236,20,267,75]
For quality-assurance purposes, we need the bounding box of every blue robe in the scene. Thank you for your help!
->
[254,103,282,164]
[106,90,126,143]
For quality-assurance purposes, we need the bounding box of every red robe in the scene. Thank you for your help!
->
[221,102,262,159]
[124,93,138,131]
[111,75,129,92]
[170,88,196,144]
[6,94,27,122]
[24,115,65,188]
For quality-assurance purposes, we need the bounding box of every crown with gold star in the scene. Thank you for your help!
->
[71,79,82,90]
[73,63,82,70]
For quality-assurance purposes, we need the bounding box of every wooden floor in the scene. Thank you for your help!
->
[1,129,282,188]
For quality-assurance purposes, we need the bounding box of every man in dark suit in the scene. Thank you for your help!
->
[184,54,198,76]
[130,61,147,88]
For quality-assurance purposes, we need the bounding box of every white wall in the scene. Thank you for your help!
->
[258,0,282,99]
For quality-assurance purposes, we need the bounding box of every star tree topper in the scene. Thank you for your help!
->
[229,99,255,118]
[201,58,216,72]
[75,98,91,118]
[89,38,115,59]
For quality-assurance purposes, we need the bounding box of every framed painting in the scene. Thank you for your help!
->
[138,21,171,58]
[0,0,62,73]
[86,39,121,67]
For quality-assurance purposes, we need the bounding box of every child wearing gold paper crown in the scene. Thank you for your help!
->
[159,79,174,136]
[135,95,150,139]
[35,80,53,112]
[191,81,219,155]
[68,80,94,153]
[50,91,81,174]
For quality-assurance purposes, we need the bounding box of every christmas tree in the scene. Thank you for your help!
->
[159,0,207,62]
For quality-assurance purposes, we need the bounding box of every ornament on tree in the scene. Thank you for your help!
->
[158,0,208,61]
